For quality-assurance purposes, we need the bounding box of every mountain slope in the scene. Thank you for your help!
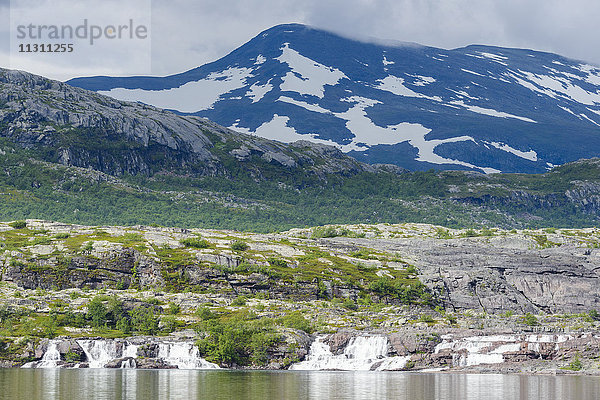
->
[1,67,600,231]
[0,68,370,181]
[69,24,600,174]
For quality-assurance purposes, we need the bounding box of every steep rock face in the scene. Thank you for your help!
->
[322,235,600,314]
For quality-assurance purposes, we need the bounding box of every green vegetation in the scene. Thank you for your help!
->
[562,354,583,371]
[180,237,210,249]
[231,296,247,307]
[231,240,249,252]
[523,313,539,326]
[278,311,313,333]
[368,277,434,306]
[0,136,598,233]
[195,310,280,366]
[83,296,161,335]
[8,221,27,229]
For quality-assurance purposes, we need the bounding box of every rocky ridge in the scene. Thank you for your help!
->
[0,68,371,179]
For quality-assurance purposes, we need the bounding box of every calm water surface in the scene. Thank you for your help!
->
[0,369,599,400]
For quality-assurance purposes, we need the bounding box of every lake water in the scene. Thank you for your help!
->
[0,369,599,400]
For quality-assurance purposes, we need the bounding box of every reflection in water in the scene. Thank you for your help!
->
[1,369,599,400]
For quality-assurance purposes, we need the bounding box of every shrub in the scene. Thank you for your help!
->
[195,311,280,366]
[279,311,313,333]
[195,306,217,321]
[167,302,181,315]
[368,277,433,305]
[436,228,452,239]
[130,306,160,335]
[267,257,287,268]
[180,237,210,249]
[53,233,70,239]
[419,314,435,324]
[65,350,82,363]
[481,227,494,237]
[563,354,583,371]
[311,226,339,239]
[161,316,178,333]
[87,297,108,328]
[231,240,249,252]
[462,229,478,238]
[116,317,130,334]
[107,297,125,325]
[523,313,539,326]
[342,298,358,311]
[349,248,373,259]
[9,221,27,229]
[231,296,247,307]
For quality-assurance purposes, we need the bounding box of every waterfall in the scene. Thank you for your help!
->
[290,336,407,371]
[77,340,120,368]
[22,339,218,369]
[123,344,139,358]
[157,342,219,370]
[120,358,136,369]
[21,340,62,369]
[432,334,576,367]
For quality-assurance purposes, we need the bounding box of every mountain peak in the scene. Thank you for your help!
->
[67,25,600,174]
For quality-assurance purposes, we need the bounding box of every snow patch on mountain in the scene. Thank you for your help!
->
[486,141,538,161]
[450,100,536,123]
[375,76,442,101]
[276,43,347,98]
[580,65,600,86]
[461,69,486,77]
[332,96,498,172]
[476,52,508,66]
[333,96,419,151]
[408,75,436,86]
[229,116,337,147]
[98,67,253,112]
[448,89,479,100]
[412,135,499,173]
[580,113,600,127]
[382,55,395,66]
[254,55,267,65]
[515,70,600,105]
[277,96,331,114]
[246,81,273,103]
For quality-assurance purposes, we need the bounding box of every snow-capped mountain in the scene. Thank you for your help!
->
[68,24,600,173]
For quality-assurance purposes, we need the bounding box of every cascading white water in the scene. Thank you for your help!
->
[77,340,124,368]
[24,339,218,369]
[120,358,136,369]
[433,334,577,367]
[123,344,139,359]
[290,336,405,371]
[374,356,412,371]
[21,341,62,369]
[157,342,219,369]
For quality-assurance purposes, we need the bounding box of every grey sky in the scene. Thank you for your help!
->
[1,0,600,80]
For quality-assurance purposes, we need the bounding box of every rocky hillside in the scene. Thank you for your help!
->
[2,220,600,314]
[0,68,368,179]
[2,220,600,373]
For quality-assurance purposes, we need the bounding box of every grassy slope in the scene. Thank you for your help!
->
[0,137,598,232]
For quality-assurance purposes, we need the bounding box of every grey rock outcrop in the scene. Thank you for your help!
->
[323,234,600,314]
